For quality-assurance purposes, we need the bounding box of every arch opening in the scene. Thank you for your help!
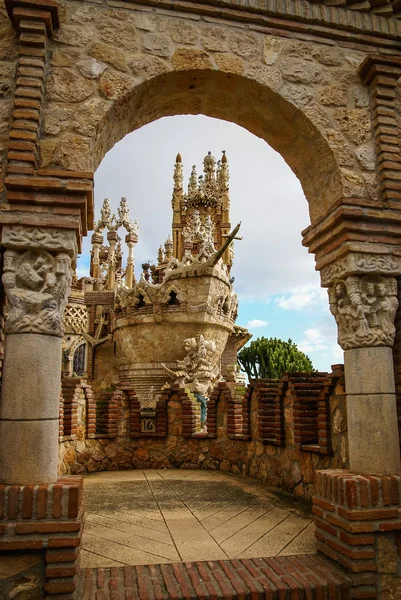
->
[92,69,343,224]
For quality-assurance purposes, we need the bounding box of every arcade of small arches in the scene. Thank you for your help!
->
[1,0,401,596]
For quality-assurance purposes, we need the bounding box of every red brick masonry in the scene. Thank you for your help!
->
[78,555,349,599]
[313,469,401,598]
[0,476,84,598]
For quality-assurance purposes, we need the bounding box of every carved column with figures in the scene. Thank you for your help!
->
[0,226,77,484]
[321,254,401,475]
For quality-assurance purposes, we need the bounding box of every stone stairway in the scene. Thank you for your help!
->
[78,554,349,599]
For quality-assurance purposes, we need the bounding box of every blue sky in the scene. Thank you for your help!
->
[78,115,343,372]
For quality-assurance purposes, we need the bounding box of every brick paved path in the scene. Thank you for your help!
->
[78,554,349,599]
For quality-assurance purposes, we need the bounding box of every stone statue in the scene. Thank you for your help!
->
[162,334,221,401]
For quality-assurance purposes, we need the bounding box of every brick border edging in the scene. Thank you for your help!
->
[78,553,350,599]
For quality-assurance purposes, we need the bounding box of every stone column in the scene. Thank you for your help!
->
[0,226,77,484]
[125,231,138,289]
[322,255,401,475]
[107,230,118,290]
[91,231,103,286]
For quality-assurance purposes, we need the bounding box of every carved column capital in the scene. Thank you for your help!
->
[1,226,77,337]
[327,273,398,350]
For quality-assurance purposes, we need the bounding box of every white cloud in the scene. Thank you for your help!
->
[297,323,343,371]
[76,266,89,278]
[245,319,269,328]
[276,285,327,312]
[298,328,329,353]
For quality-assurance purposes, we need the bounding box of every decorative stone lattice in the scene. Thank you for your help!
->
[64,304,88,334]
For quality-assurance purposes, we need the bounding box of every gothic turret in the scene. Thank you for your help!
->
[171,151,233,272]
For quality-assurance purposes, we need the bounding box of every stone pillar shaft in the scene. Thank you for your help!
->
[0,227,76,485]
[125,231,137,289]
[107,230,118,290]
[323,261,401,476]
[125,244,134,288]
[0,334,62,483]
[344,346,400,474]
[92,244,100,280]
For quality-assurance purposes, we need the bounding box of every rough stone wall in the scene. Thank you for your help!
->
[35,0,376,224]
[58,370,347,500]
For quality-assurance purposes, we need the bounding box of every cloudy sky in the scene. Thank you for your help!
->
[79,114,343,372]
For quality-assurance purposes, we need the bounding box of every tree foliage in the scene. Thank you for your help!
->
[237,337,315,380]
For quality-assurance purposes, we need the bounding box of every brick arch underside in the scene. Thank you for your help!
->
[93,69,343,224]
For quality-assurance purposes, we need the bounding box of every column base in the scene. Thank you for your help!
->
[313,469,401,599]
[0,476,84,599]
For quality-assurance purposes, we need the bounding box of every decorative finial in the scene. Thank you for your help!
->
[164,235,173,261]
[188,165,197,196]
[222,150,227,163]
[173,152,184,192]
[203,151,216,183]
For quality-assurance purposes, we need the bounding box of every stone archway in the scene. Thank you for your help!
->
[2,0,401,596]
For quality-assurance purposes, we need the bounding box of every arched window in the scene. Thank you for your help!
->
[136,294,146,308]
[167,290,180,305]
[73,343,86,377]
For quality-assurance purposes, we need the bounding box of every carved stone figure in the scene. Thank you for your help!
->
[162,335,221,398]
[328,275,398,350]
[182,209,216,260]
[226,363,246,385]
[2,249,72,337]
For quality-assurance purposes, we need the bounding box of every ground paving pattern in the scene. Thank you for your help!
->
[81,469,316,567]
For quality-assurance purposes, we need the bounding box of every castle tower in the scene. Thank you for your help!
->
[171,151,233,271]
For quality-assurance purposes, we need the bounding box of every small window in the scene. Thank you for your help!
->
[136,294,146,308]
[167,291,180,305]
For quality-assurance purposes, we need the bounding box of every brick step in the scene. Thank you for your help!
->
[78,554,349,599]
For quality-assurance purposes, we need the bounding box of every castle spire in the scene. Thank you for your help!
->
[171,151,232,271]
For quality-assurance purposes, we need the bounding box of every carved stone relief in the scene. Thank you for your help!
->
[2,248,72,336]
[320,253,401,287]
[328,274,398,350]
[1,226,78,255]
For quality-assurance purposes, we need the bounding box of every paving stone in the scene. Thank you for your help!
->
[82,469,316,567]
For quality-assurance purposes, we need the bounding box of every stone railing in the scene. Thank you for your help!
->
[58,367,347,498]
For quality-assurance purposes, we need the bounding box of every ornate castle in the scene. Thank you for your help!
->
[62,152,250,423]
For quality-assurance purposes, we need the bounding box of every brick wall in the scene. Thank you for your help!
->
[313,469,401,598]
[59,379,96,441]
[0,476,84,598]
[59,368,347,499]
